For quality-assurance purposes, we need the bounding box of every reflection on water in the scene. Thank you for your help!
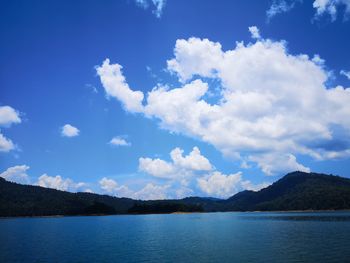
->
[1,211,350,263]
[242,212,350,221]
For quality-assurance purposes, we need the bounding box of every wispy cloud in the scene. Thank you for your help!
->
[266,0,350,22]
[134,0,166,18]
[313,0,350,21]
[340,70,350,79]
[266,0,301,21]
[248,26,261,39]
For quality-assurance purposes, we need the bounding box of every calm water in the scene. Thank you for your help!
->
[1,211,350,263]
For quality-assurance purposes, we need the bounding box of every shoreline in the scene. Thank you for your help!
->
[1,209,350,219]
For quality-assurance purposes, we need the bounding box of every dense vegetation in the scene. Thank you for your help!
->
[0,177,135,216]
[128,202,204,214]
[224,171,350,211]
[1,171,350,217]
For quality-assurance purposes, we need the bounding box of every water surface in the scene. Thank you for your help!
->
[1,211,350,262]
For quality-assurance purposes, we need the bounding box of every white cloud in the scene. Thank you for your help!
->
[99,177,118,193]
[175,186,194,198]
[0,106,21,152]
[135,0,166,18]
[313,0,350,21]
[167,38,223,83]
[133,183,169,200]
[139,146,212,179]
[170,147,212,171]
[266,0,300,21]
[250,153,310,176]
[99,177,168,200]
[98,31,350,176]
[267,0,350,22]
[96,59,144,112]
[138,147,271,198]
[37,174,85,191]
[312,54,326,66]
[197,171,271,197]
[61,124,80,137]
[0,165,30,184]
[139,157,175,178]
[240,180,271,192]
[99,177,134,197]
[197,171,243,198]
[109,136,131,146]
[240,160,251,169]
[248,26,261,39]
[0,106,21,127]
[0,133,15,152]
[340,70,350,79]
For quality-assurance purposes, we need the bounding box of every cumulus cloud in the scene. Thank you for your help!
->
[139,147,212,179]
[249,153,310,176]
[109,136,131,146]
[96,59,144,112]
[248,26,261,39]
[37,174,85,191]
[98,30,350,176]
[167,38,223,83]
[197,171,271,198]
[197,171,242,198]
[313,0,350,21]
[135,0,166,18]
[138,146,271,198]
[61,124,80,137]
[171,147,212,171]
[1,166,88,192]
[340,70,350,79]
[99,177,133,197]
[132,183,169,200]
[99,177,168,200]
[139,157,175,178]
[99,177,118,192]
[0,133,15,152]
[0,105,21,152]
[0,106,21,127]
[0,165,30,184]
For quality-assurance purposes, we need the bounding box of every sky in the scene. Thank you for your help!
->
[1,0,350,200]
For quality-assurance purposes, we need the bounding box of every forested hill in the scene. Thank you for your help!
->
[223,171,350,211]
[1,171,350,217]
[0,177,136,216]
[0,177,203,216]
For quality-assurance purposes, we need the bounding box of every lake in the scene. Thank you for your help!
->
[1,211,350,262]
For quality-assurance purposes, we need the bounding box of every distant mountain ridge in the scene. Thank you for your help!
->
[1,171,350,217]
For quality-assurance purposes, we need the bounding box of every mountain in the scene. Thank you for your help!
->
[0,177,202,216]
[0,177,136,216]
[224,171,350,211]
[1,171,350,217]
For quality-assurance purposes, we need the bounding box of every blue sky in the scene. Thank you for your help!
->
[1,0,350,199]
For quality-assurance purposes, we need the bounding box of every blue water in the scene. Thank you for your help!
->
[1,212,350,263]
